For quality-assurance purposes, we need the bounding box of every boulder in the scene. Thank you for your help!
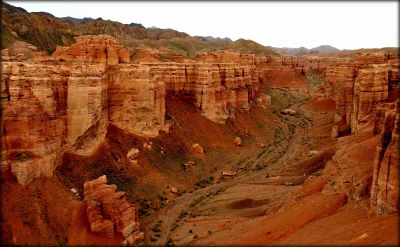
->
[222,171,237,176]
[184,161,196,168]
[233,137,243,146]
[191,143,204,154]
[308,150,319,157]
[170,187,178,194]
[126,148,140,163]
[257,143,266,148]
[143,142,152,150]
[281,109,296,116]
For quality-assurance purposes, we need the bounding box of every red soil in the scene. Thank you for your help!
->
[166,94,237,151]
[296,176,327,197]
[267,70,307,87]
[0,168,76,245]
[275,204,399,246]
[303,98,336,112]
[195,192,348,245]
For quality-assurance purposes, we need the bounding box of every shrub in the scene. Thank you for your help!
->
[151,227,161,233]
[166,238,175,247]
[307,73,324,86]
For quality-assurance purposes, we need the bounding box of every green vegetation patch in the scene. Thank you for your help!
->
[307,73,324,87]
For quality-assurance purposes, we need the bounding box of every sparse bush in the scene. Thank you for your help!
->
[151,227,161,233]
[166,238,175,247]
[307,73,324,87]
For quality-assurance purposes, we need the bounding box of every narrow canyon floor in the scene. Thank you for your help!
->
[141,90,399,246]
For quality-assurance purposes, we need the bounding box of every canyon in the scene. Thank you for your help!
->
[1,5,399,245]
[1,35,264,185]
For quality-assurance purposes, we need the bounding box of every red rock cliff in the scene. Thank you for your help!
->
[370,101,399,214]
[2,61,108,185]
[1,35,263,185]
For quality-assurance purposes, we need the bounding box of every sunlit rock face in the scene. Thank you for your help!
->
[371,102,399,215]
[351,68,389,132]
[139,61,260,123]
[1,61,108,185]
[107,64,167,137]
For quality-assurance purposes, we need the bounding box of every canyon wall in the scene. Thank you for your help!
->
[351,68,389,132]
[107,64,167,137]
[147,62,259,122]
[1,61,108,185]
[309,53,399,215]
[1,35,262,185]
[308,53,398,133]
[371,102,399,214]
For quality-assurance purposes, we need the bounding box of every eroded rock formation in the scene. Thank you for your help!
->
[83,175,144,245]
[1,35,263,185]
[371,101,399,214]
[1,61,108,185]
[52,35,130,65]
[307,52,399,134]
[351,68,389,132]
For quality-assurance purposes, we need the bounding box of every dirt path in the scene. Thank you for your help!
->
[147,95,311,246]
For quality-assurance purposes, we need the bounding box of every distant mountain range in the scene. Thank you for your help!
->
[60,16,95,24]
[194,36,233,42]
[269,45,340,56]
[1,2,276,57]
[5,1,391,59]
[31,11,144,27]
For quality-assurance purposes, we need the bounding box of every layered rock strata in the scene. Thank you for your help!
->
[310,53,398,133]
[83,175,144,245]
[1,61,108,185]
[351,69,389,132]
[52,35,130,65]
[107,64,166,137]
[1,35,262,185]
[370,102,399,214]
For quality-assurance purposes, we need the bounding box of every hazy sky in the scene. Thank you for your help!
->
[5,1,399,50]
